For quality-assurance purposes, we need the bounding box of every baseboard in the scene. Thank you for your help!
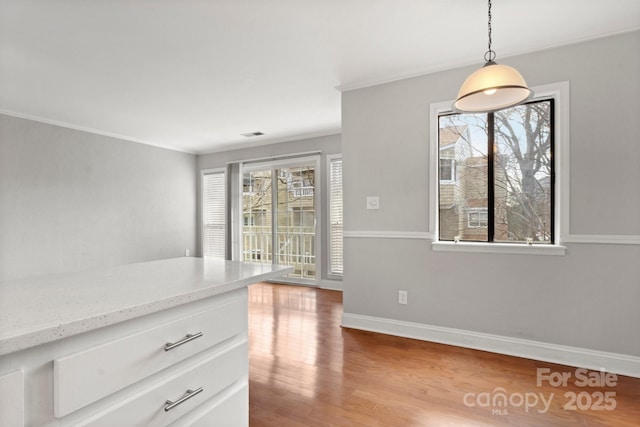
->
[319,279,343,291]
[341,312,640,378]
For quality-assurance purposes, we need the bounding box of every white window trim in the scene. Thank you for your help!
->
[429,81,570,256]
[326,154,343,278]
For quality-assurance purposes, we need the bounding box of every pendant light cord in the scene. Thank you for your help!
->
[484,0,496,63]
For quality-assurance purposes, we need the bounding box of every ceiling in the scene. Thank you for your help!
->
[1,0,639,154]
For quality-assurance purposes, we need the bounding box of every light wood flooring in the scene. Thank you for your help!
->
[248,283,640,426]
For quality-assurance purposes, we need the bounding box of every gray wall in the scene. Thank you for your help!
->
[198,134,341,283]
[342,31,640,357]
[0,114,197,281]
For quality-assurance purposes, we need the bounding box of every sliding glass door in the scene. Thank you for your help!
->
[241,158,319,285]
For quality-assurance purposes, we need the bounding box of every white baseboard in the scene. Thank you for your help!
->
[319,279,343,291]
[342,312,640,378]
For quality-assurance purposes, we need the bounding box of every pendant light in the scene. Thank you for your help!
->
[453,0,533,113]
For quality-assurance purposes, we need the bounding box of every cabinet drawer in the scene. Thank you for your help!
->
[0,370,24,427]
[74,341,247,427]
[175,383,248,427]
[54,295,247,417]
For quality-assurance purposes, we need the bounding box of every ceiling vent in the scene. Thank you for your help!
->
[241,131,264,137]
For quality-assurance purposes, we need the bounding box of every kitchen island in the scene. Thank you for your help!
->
[0,257,292,426]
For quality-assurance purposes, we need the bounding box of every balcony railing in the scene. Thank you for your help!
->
[290,187,314,198]
[242,226,315,279]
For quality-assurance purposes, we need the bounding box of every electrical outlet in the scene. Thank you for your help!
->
[398,290,408,305]
[366,196,380,210]
[185,249,190,257]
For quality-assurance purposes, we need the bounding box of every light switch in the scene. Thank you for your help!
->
[366,196,380,210]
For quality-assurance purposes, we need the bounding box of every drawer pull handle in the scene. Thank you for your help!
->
[164,332,203,351]
[164,387,204,412]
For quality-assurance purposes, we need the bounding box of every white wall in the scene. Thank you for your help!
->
[0,114,197,281]
[197,134,341,284]
[341,31,640,367]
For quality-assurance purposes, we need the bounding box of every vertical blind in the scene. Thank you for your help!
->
[202,170,226,258]
[328,157,343,275]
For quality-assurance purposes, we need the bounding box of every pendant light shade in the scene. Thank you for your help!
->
[452,0,533,113]
[453,61,533,113]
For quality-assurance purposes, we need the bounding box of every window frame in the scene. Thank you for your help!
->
[239,156,321,286]
[429,82,569,256]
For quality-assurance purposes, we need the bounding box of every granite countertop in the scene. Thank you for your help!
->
[0,257,292,356]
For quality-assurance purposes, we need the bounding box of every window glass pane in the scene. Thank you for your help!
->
[494,101,553,243]
[438,114,488,241]
[243,170,273,262]
[275,166,316,279]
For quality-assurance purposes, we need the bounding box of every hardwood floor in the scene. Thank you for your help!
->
[248,283,640,426]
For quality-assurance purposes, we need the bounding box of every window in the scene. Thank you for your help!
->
[439,158,456,182]
[244,209,266,227]
[468,208,488,228]
[328,155,343,276]
[202,169,226,258]
[438,99,554,244]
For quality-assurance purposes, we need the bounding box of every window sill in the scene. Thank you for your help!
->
[431,241,566,256]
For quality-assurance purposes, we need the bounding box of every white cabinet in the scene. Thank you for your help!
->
[0,258,291,427]
[175,382,248,427]
[74,341,247,426]
[0,287,249,427]
[53,296,246,418]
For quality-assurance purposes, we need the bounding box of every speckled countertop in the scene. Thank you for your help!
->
[0,257,292,356]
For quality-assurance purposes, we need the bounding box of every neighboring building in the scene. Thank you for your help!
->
[439,125,507,241]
